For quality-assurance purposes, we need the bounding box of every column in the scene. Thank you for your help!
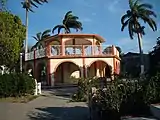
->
[85,67,88,78]
[61,37,65,56]
[80,67,84,78]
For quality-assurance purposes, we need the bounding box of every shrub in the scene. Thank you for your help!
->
[89,79,151,120]
[71,77,100,102]
[0,73,35,98]
[145,73,160,104]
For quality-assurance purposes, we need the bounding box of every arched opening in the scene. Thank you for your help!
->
[36,62,47,86]
[88,60,112,78]
[55,62,80,85]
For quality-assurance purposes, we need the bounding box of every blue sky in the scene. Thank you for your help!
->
[7,0,160,53]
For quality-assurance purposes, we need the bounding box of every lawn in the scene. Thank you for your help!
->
[0,95,38,103]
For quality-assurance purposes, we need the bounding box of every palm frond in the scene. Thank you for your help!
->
[64,11,72,20]
[30,1,38,8]
[32,36,38,41]
[41,34,50,39]
[147,18,157,31]
[52,25,62,34]
[138,9,157,18]
[121,18,130,31]
[22,0,48,12]
[32,0,43,5]
[67,20,83,31]
[36,32,42,40]
[138,3,153,9]
[128,21,134,39]
[133,0,140,7]
[42,29,51,37]
[140,14,157,31]
[52,25,69,34]
[121,13,130,24]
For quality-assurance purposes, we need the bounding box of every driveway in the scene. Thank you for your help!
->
[0,87,158,120]
[0,87,89,120]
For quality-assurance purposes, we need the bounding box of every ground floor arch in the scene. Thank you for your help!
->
[36,62,47,85]
[25,63,34,77]
[54,61,81,85]
[87,60,112,78]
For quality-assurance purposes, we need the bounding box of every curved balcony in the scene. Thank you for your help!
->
[25,45,119,61]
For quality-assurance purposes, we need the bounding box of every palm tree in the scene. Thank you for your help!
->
[31,29,51,50]
[121,0,157,76]
[52,11,83,54]
[52,11,83,34]
[21,0,48,53]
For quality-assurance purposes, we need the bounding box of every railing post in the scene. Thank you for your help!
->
[91,45,94,55]
[47,45,51,57]
[82,45,85,56]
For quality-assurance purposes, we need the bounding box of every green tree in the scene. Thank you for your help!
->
[0,11,25,69]
[32,29,51,50]
[149,37,160,76]
[52,11,83,34]
[121,0,157,76]
[21,0,48,53]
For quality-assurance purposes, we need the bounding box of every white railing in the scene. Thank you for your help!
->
[25,48,46,61]
[35,48,46,59]
[25,45,119,61]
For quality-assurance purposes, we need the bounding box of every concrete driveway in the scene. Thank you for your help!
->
[0,87,158,120]
[0,87,89,120]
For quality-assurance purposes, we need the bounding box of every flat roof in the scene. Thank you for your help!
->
[44,33,106,43]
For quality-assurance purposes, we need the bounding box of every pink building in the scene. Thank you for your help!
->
[24,34,120,86]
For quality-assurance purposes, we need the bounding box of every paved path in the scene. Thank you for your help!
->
[0,87,89,120]
[0,87,158,120]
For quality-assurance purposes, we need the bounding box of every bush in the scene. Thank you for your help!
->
[89,79,151,120]
[0,73,35,98]
[71,77,100,102]
[145,73,160,104]
[72,75,160,119]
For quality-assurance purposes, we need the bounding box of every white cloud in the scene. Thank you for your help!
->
[107,0,122,13]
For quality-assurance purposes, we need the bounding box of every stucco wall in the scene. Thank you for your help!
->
[50,57,114,73]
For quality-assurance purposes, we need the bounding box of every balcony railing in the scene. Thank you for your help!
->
[25,45,118,61]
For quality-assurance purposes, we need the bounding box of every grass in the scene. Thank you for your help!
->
[0,95,38,103]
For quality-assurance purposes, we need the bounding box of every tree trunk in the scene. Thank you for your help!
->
[137,33,144,76]
[25,7,28,54]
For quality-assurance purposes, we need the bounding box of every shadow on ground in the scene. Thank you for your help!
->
[28,106,88,120]
[42,87,78,99]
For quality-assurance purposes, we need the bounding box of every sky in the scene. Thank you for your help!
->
[6,0,160,53]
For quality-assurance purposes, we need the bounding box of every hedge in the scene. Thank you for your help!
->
[0,73,35,97]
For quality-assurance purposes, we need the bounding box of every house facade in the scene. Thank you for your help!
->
[24,34,120,86]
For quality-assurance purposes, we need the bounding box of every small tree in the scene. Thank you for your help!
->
[149,37,160,76]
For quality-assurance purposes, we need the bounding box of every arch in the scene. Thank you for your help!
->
[36,62,47,85]
[54,61,81,85]
[25,63,34,77]
[54,60,80,72]
[87,60,112,78]
[88,60,111,67]
[25,63,33,72]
